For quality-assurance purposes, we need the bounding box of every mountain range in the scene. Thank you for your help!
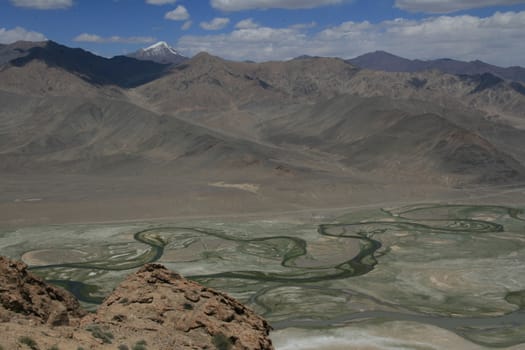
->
[1,41,170,88]
[347,50,525,83]
[1,40,525,223]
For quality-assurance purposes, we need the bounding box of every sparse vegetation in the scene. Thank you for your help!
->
[19,336,38,350]
[183,302,194,310]
[132,340,147,350]
[85,324,114,344]
[118,345,129,350]
[212,333,233,350]
[113,314,126,322]
[47,346,59,350]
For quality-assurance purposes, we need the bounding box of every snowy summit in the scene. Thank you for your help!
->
[127,41,187,65]
[144,41,179,56]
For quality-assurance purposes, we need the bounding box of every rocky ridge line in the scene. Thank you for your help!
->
[0,256,274,350]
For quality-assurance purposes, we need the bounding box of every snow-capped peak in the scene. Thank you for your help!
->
[144,41,179,55]
[127,41,188,65]
[145,41,168,50]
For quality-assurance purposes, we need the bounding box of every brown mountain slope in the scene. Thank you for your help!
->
[0,60,122,98]
[340,113,524,185]
[2,79,524,187]
[0,90,343,179]
[348,69,525,125]
[262,95,525,185]
[132,53,525,148]
[135,52,282,113]
[134,53,359,112]
[2,47,525,225]
[134,53,525,120]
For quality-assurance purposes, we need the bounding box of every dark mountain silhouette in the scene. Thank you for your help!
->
[0,40,48,65]
[7,41,170,87]
[348,51,525,83]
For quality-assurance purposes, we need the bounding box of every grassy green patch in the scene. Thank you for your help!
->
[212,333,233,350]
[132,340,147,350]
[19,336,38,350]
[506,290,525,309]
[85,324,114,344]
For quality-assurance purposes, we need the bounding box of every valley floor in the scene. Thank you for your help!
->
[2,196,525,349]
[2,173,524,226]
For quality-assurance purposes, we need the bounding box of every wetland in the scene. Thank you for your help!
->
[2,203,525,349]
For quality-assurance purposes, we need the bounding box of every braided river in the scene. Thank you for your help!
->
[2,204,525,349]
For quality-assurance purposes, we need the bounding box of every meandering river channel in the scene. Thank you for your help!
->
[14,204,525,348]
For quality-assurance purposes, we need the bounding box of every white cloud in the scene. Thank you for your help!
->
[395,0,525,13]
[200,17,230,30]
[235,18,259,29]
[177,11,525,67]
[179,26,305,59]
[165,5,189,20]
[9,0,72,9]
[182,20,193,30]
[290,21,317,29]
[73,33,156,44]
[146,0,176,4]
[0,26,47,43]
[210,0,343,11]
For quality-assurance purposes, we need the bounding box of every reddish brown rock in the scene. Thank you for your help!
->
[0,257,274,350]
[86,263,274,349]
[0,256,86,326]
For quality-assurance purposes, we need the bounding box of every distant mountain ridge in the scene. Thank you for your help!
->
[348,50,525,83]
[127,41,188,65]
[1,41,525,189]
[2,40,170,88]
[0,40,48,66]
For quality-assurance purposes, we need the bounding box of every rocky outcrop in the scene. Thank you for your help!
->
[0,257,274,350]
[0,256,86,326]
[85,264,274,349]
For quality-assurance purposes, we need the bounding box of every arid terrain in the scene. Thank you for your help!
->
[1,40,525,349]
[1,41,525,226]
[0,257,273,349]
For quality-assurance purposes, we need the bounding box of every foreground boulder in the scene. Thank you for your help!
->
[0,256,86,326]
[85,264,274,349]
[0,257,274,349]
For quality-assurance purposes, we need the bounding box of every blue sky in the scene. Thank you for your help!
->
[1,0,525,66]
